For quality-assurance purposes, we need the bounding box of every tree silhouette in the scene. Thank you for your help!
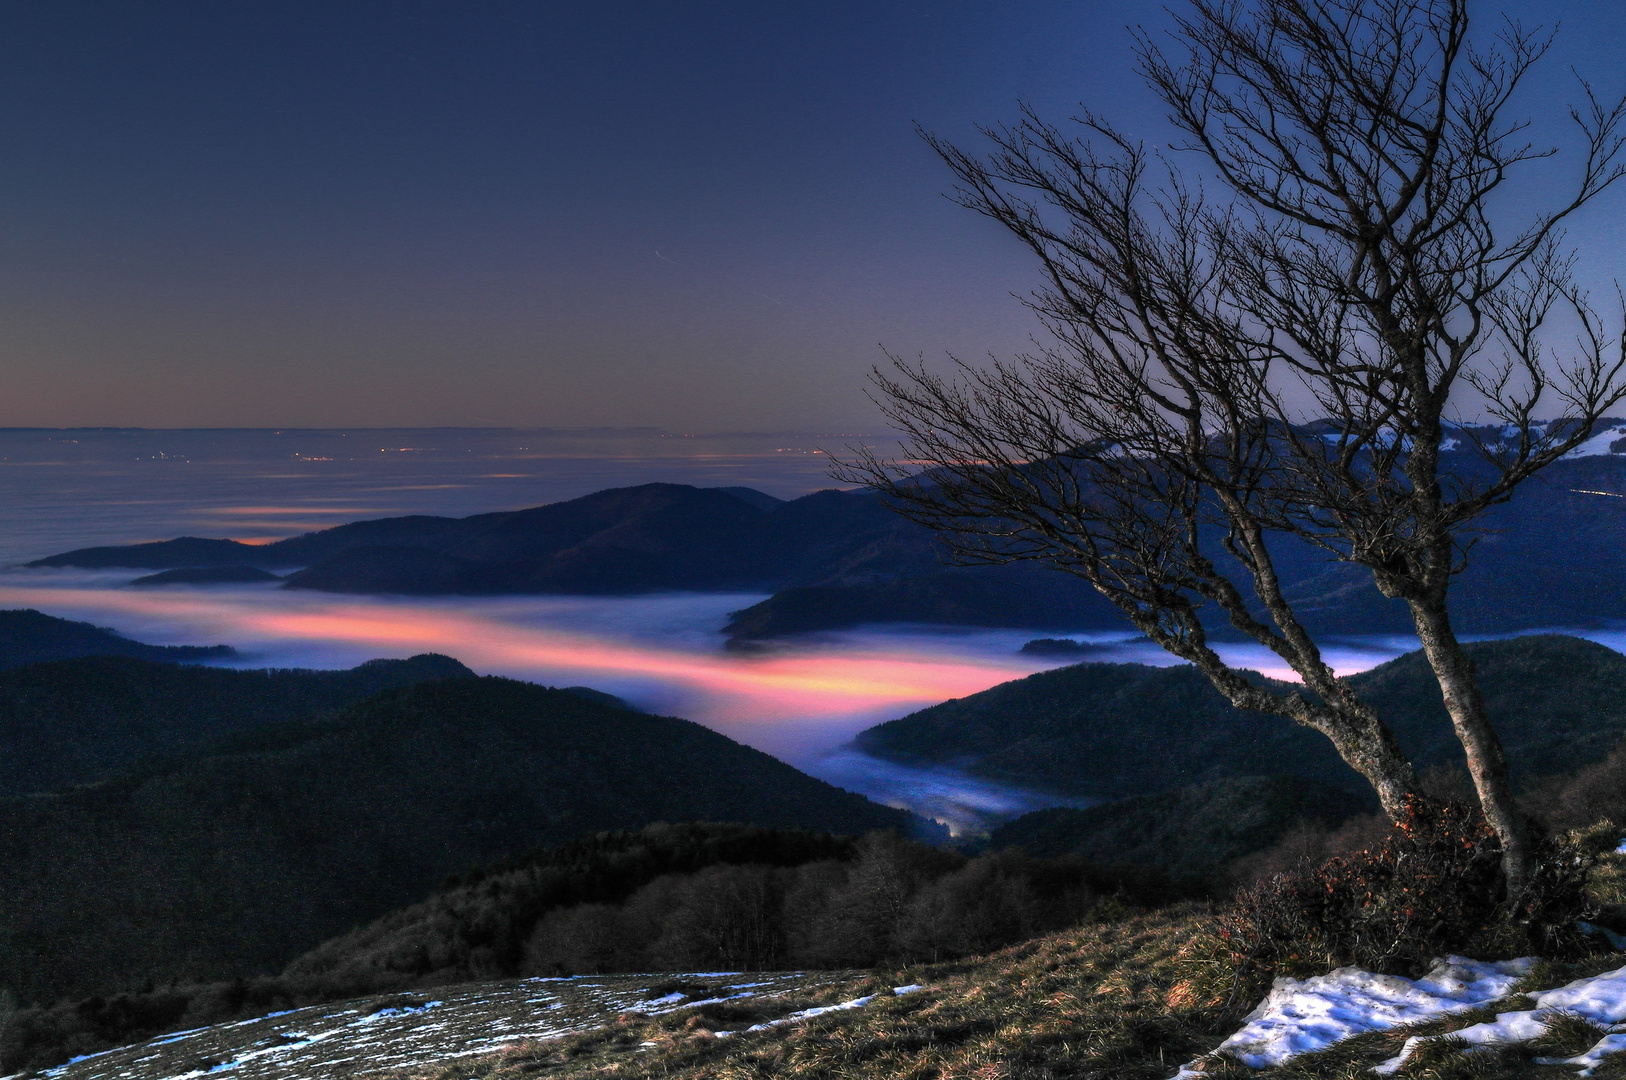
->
[843,0,1626,892]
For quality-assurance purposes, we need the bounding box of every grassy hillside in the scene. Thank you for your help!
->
[0,652,473,797]
[0,824,1195,1073]
[0,608,235,671]
[395,912,1237,1080]
[0,677,913,1005]
[383,903,1626,1080]
[855,635,1626,798]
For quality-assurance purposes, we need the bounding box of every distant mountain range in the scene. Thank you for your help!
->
[27,448,1626,641]
[853,634,1626,801]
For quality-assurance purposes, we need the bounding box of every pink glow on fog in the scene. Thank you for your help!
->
[0,574,1412,765]
[0,580,1054,763]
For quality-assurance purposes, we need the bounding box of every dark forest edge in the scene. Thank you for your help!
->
[0,608,235,671]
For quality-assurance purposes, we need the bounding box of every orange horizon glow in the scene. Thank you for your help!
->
[0,577,1411,764]
[0,584,1045,754]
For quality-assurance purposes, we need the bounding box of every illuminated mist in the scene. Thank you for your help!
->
[0,568,1459,829]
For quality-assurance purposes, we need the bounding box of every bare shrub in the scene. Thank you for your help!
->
[1216,797,1605,979]
[795,834,958,966]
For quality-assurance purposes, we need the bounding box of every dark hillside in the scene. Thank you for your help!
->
[129,566,281,586]
[722,565,1122,641]
[854,635,1626,798]
[0,652,473,798]
[856,661,1329,798]
[281,822,866,990]
[1350,634,1626,780]
[0,677,913,1004]
[0,609,235,671]
[989,776,1369,876]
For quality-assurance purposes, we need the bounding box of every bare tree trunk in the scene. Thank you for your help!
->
[1408,599,1533,893]
[1182,644,1420,819]
[1312,708,1420,822]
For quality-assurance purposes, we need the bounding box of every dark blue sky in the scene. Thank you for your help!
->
[1,1,1622,429]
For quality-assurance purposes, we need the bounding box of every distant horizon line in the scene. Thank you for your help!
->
[0,425,896,438]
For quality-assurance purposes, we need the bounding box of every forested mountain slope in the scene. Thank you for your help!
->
[987,776,1371,876]
[854,635,1626,798]
[0,677,914,1005]
[0,608,235,670]
[0,652,473,797]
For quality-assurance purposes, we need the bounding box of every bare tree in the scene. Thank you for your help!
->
[841,0,1626,892]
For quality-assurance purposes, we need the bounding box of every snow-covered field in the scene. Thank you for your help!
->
[13,971,886,1080]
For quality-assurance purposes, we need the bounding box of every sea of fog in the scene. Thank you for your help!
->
[4,427,1618,833]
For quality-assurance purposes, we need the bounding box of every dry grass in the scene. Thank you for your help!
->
[381,921,1626,1080]
[386,904,1243,1080]
[382,852,1626,1080]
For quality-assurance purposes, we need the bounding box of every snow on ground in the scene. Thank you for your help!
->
[1564,422,1626,459]
[1377,961,1626,1075]
[20,971,902,1080]
[1174,956,1626,1077]
[1171,956,1533,1076]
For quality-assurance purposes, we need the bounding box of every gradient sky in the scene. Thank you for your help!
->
[1,1,1623,430]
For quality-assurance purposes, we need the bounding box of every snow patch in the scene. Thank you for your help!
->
[1378,961,1626,1074]
[1181,958,1626,1077]
[1170,956,1532,1075]
[642,992,687,1006]
[1544,1032,1626,1076]
[1564,423,1626,459]
[745,994,876,1032]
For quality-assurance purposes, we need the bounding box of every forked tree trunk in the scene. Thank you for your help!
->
[1308,706,1420,822]
[1408,599,1533,894]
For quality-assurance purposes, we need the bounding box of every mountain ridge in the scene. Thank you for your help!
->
[852,634,1626,800]
[0,651,475,798]
[25,451,1626,640]
[0,608,236,671]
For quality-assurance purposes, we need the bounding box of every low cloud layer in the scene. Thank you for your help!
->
[0,569,1478,822]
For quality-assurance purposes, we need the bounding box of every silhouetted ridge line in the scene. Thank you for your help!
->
[0,608,236,671]
[28,452,1626,638]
